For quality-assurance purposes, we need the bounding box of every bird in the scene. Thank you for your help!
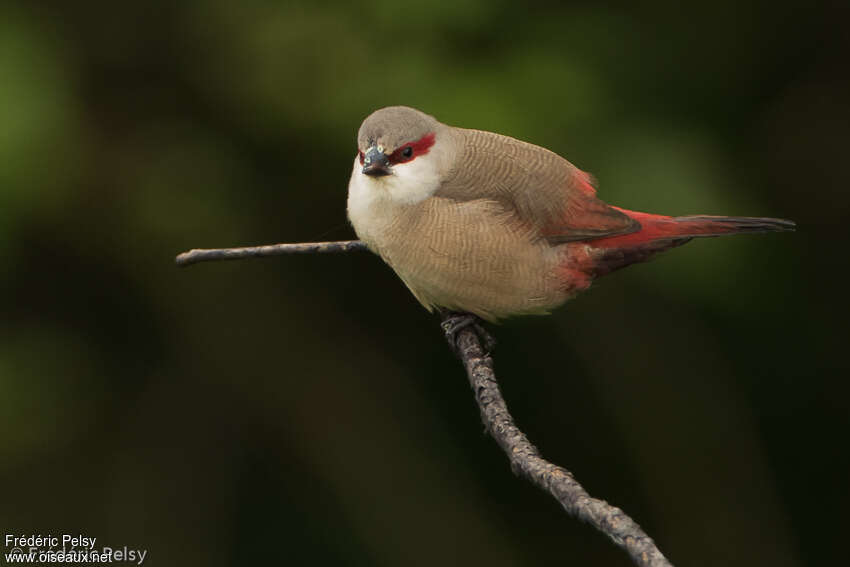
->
[347,106,794,327]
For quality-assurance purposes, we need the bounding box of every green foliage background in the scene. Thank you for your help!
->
[2,1,847,565]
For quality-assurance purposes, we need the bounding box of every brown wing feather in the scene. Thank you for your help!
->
[436,128,638,244]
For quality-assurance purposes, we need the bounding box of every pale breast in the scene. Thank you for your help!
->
[360,194,571,321]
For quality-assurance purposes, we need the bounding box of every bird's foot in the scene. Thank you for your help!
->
[440,311,496,357]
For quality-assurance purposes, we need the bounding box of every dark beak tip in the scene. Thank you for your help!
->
[362,164,391,177]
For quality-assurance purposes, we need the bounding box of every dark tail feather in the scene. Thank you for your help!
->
[591,237,693,277]
[589,210,795,277]
[595,210,796,246]
[667,215,796,237]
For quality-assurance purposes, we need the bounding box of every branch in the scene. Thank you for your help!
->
[175,240,368,267]
[174,239,673,566]
[448,315,672,567]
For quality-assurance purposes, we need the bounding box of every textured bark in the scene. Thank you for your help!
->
[448,314,672,567]
[175,238,673,566]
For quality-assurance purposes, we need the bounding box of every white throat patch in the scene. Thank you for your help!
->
[351,145,439,207]
[347,131,453,250]
[367,152,441,205]
[347,153,440,250]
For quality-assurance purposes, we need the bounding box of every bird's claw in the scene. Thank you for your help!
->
[440,312,496,357]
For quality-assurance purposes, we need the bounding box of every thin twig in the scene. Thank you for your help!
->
[174,238,673,566]
[448,315,672,567]
[175,240,368,267]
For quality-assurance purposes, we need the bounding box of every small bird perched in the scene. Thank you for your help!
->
[347,106,794,323]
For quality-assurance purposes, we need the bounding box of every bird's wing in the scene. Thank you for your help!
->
[436,128,638,244]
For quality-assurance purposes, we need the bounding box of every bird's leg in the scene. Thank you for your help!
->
[439,311,496,356]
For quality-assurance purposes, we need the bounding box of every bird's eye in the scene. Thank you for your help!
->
[402,147,413,158]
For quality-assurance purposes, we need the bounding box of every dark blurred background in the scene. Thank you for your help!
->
[2,1,848,565]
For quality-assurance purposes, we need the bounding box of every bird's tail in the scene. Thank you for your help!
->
[598,208,796,245]
[587,208,795,277]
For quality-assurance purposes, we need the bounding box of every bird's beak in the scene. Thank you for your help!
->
[362,146,391,177]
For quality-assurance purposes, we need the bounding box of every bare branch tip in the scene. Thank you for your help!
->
[443,312,673,567]
[173,240,368,268]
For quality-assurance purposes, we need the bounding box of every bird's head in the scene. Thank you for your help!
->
[353,106,453,204]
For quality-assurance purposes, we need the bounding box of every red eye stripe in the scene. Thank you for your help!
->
[358,150,365,165]
[388,132,436,165]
